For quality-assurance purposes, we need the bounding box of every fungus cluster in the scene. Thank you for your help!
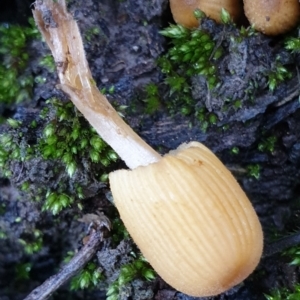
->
[33,0,263,297]
[170,0,300,35]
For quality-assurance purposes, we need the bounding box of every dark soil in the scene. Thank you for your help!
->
[0,0,300,300]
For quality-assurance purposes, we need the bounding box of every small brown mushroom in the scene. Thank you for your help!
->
[169,0,243,28]
[243,0,300,35]
[110,142,263,296]
[32,0,263,296]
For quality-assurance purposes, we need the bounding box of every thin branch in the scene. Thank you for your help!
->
[24,230,103,300]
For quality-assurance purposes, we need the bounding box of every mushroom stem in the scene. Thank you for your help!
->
[32,0,161,169]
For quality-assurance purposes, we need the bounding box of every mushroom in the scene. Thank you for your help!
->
[169,0,300,35]
[169,0,243,28]
[32,0,263,297]
[243,0,300,35]
[110,142,263,296]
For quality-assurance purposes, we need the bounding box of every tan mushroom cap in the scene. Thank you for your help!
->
[244,0,300,35]
[109,142,263,297]
[169,0,243,28]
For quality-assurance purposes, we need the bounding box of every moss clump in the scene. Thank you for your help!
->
[0,18,39,105]
[265,284,300,300]
[159,24,219,85]
[18,229,43,255]
[0,119,34,178]
[143,83,161,114]
[138,20,225,132]
[258,135,277,153]
[43,191,75,216]
[285,27,300,53]
[38,54,55,72]
[38,98,118,214]
[106,256,155,300]
[39,98,118,178]
[266,58,291,91]
[0,98,118,215]
[15,262,32,281]
[247,164,261,179]
[138,15,299,137]
[70,262,103,290]
[157,24,220,115]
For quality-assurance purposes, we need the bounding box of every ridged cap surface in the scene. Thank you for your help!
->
[109,142,263,296]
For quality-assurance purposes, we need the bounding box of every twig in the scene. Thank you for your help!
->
[23,229,103,300]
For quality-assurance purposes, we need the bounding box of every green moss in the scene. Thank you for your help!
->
[138,12,298,137]
[39,54,55,72]
[0,128,30,178]
[0,98,118,215]
[143,23,221,121]
[85,27,101,42]
[159,24,219,88]
[143,83,161,114]
[282,245,300,266]
[267,58,291,91]
[0,203,6,215]
[43,191,74,215]
[0,114,40,178]
[265,284,300,300]
[111,218,129,243]
[247,164,261,179]
[285,29,300,53]
[38,99,118,214]
[70,262,103,290]
[0,18,39,105]
[235,25,256,43]
[106,256,155,300]
[0,230,7,239]
[15,262,32,281]
[18,229,43,255]
[39,99,118,179]
[230,146,239,155]
[258,136,277,153]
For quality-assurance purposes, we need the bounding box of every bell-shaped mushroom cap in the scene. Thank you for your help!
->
[244,0,300,35]
[109,142,263,297]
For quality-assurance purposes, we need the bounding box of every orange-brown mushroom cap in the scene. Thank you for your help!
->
[244,0,300,35]
[109,142,263,297]
[169,0,243,28]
